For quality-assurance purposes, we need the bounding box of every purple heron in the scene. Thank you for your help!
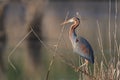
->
[61,17,94,71]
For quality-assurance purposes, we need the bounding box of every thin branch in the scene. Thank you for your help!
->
[45,12,69,80]
[8,30,32,70]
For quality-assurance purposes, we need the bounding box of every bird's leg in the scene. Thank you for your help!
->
[75,59,88,72]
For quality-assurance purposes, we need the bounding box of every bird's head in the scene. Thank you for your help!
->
[61,17,80,25]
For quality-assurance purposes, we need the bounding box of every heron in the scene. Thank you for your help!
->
[61,17,94,71]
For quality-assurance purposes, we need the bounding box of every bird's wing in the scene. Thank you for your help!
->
[77,37,94,63]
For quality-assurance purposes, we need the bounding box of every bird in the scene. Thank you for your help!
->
[61,17,94,71]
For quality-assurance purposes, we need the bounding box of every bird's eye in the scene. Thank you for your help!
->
[76,39,79,42]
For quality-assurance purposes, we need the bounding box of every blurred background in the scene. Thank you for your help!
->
[0,0,120,80]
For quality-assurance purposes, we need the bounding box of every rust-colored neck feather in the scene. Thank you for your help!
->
[69,20,79,39]
[71,20,79,30]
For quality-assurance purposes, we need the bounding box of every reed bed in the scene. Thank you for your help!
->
[7,0,120,80]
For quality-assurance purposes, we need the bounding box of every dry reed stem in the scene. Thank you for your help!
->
[30,26,48,49]
[45,12,69,80]
[100,61,104,80]
[110,63,116,80]
[93,60,96,77]
[114,0,119,60]
[113,3,119,80]
[114,0,117,47]
[116,60,120,79]
[8,29,32,70]
[97,20,107,67]
[108,0,112,57]
[118,45,120,60]
[94,61,100,80]
[113,1,119,79]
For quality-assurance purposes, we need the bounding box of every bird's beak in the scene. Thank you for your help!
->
[61,18,74,25]
[61,20,69,25]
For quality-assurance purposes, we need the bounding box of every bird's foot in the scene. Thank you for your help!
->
[74,67,81,72]
[74,65,85,72]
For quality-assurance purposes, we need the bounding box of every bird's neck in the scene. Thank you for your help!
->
[69,25,77,39]
[69,22,79,46]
